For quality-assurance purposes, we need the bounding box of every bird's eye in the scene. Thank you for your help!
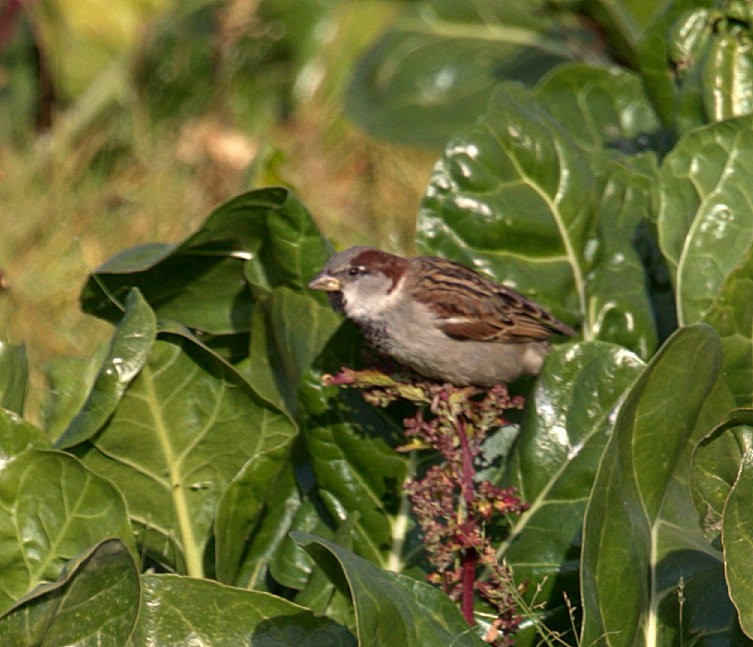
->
[348,265,366,276]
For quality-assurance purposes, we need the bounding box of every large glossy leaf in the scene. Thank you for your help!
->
[130,573,355,646]
[704,247,753,406]
[73,331,296,577]
[581,325,742,645]
[293,519,358,632]
[0,449,134,614]
[270,498,336,591]
[417,82,595,330]
[656,116,753,326]
[499,342,644,638]
[55,288,156,448]
[214,453,297,588]
[80,187,331,333]
[0,341,28,416]
[345,0,594,147]
[0,539,139,647]
[295,533,488,647]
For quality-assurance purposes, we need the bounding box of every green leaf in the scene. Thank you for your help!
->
[0,449,134,614]
[345,0,593,147]
[294,533,487,647]
[131,573,355,646]
[215,287,342,586]
[0,341,28,416]
[500,342,644,625]
[529,64,666,355]
[270,498,334,591]
[41,354,102,442]
[55,289,156,448]
[294,523,358,630]
[225,461,326,592]
[588,157,661,356]
[636,3,749,132]
[702,26,753,122]
[417,82,594,330]
[214,456,299,588]
[80,187,331,333]
[534,63,664,155]
[585,0,675,65]
[0,539,139,647]
[704,247,753,406]
[691,409,753,541]
[75,332,296,578]
[581,325,741,645]
[656,116,753,325]
[244,286,342,417]
[0,409,50,459]
[299,364,409,569]
[723,445,753,638]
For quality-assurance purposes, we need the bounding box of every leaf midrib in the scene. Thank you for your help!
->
[141,363,204,578]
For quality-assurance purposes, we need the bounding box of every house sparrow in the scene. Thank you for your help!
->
[308,246,576,386]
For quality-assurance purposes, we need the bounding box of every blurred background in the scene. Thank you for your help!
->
[0,0,440,414]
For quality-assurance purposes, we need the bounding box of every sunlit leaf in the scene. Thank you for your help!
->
[243,286,342,417]
[55,289,156,448]
[0,409,50,460]
[214,457,299,588]
[298,364,408,569]
[74,332,296,577]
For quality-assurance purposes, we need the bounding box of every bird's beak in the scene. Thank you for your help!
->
[308,273,342,292]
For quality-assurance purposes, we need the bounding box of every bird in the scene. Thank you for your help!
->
[308,246,576,386]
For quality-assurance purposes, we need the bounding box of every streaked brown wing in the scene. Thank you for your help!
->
[410,257,574,342]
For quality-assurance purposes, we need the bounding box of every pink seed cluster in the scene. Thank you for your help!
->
[324,369,529,645]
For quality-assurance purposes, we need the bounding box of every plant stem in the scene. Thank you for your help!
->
[458,417,475,507]
[461,547,478,625]
[458,417,476,625]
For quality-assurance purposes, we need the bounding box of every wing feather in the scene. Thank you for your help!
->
[409,257,575,342]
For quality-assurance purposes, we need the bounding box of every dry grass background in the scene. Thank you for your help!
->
[0,46,436,423]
